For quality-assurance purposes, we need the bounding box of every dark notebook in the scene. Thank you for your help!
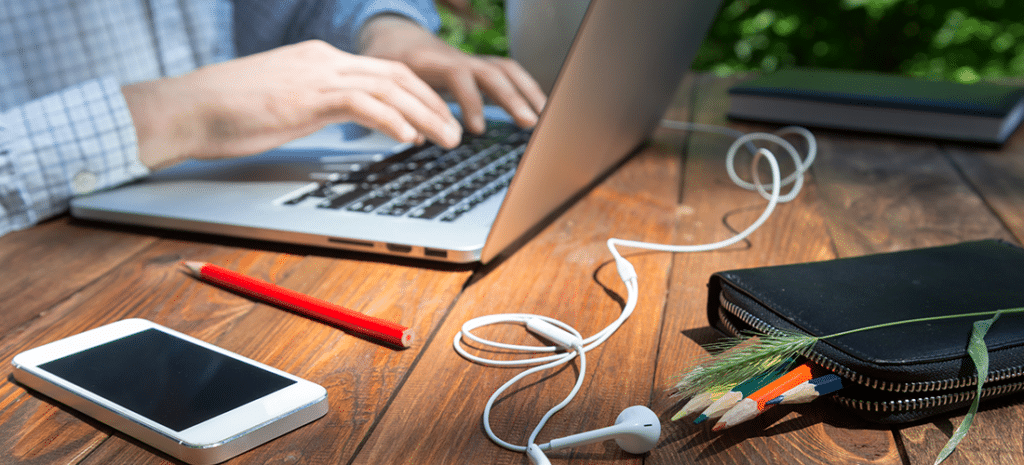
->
[728,68,1024,144]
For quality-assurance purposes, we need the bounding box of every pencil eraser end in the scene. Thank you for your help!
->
[400,329,415,348]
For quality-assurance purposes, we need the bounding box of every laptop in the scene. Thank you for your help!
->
[70,0,723,264]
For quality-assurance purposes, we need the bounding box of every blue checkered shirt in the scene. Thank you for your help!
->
[0,0,439,237]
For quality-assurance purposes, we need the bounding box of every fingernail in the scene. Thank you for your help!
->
[444,124,462,147]
[400,125,419,143]
[517,109,538,127]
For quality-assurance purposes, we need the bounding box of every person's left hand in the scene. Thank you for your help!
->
[359,14,547,135]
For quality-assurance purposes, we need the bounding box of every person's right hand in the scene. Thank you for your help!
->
[123,40,463,170]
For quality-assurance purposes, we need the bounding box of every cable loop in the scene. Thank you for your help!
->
[453,120,817,455]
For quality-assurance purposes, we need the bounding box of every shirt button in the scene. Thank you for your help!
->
[72,170,98,194]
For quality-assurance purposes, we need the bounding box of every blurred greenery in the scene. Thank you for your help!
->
[436,0,1024,83]
[437,0,510,56]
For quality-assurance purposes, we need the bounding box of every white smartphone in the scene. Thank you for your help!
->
[11,319,328,465]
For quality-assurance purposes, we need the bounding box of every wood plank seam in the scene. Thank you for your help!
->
[937,146,1022,246]
[341,273,476,465]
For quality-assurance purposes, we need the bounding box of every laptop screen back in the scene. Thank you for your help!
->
[479,0,724,263]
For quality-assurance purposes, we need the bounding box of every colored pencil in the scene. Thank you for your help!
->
[672,389,725,421]
[712,363,820,431]
[694,359,795,424]
[765,374,843,406]
[182,261,413,348]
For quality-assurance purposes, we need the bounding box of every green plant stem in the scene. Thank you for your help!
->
[820,307,1024,341]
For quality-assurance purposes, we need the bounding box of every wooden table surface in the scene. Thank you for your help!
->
[2,74,1023,465]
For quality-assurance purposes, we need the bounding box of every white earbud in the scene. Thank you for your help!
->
[539,405,661,454]
[527,444,553,465]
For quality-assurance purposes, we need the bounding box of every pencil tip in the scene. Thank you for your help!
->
[693,414,707,424]
[711,422,726,432]
[180,261,204,276]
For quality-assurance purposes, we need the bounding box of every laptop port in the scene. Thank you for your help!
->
[386,243,413,253]
[328,238,373,248]
[424,248,448,259]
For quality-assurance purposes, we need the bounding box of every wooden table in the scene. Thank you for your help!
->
[2,74,1023,465]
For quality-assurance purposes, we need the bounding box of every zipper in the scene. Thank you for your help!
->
[832,380,1024,413]
[720,294,1024,393]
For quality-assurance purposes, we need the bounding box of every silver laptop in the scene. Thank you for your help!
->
[71,0,723,264]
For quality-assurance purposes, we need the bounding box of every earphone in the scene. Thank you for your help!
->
[526,405,661,465]
[454,121,817,463]
[539,405,661,453]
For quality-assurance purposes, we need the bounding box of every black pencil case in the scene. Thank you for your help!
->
[705,239,1024,424]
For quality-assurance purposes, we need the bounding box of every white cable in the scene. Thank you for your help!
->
[453,121,817,456]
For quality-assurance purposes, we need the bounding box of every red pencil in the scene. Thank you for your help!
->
[182,261,413,348]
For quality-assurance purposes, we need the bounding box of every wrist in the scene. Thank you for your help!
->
[123,78,199,170]
[358,13,435,58]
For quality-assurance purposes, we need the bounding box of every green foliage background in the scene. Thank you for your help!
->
[437,0,1024,83]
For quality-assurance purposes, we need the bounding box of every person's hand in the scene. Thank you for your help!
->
[359,15,547,135]
[123,40,463,170]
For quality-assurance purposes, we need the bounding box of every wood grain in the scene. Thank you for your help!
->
[811,135,1014,256]
[351,138,684,464]
[0,218,156,337]
[650,74,900,465]
[943,128,1024,245]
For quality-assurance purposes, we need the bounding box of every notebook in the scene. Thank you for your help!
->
[728,68,1024,144]
[70,0,723,264]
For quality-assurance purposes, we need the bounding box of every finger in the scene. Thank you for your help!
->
[322,90,464,149]
[487,57,547,115]
[331,74,461,148]
[446,68,488,134]
[316,90,422,145]
[333,54,458,127]
[471,63,539,129]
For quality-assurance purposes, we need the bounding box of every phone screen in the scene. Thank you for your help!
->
[39,328,296,432]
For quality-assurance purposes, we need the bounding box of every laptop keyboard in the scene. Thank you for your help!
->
[281,122,530,222]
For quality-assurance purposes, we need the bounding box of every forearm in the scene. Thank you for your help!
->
[122,78,203,170]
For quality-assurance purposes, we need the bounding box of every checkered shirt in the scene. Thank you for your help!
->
[0,0,439,236]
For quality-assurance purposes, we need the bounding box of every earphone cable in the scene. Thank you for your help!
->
[454,121,817,454]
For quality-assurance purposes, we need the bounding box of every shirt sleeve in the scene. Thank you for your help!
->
[0,77,149,237]
[233,0,441,56]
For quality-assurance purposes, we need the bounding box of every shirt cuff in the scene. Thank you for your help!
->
[0,77,149,235]
[336,0,442,52]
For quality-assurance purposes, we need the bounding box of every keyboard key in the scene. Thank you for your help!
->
[318,186,372,209]
[346,194,392,212]
[291,122,529,219]
[410,200,455,220]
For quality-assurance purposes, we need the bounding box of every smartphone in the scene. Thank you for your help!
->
[11,319,328,465]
